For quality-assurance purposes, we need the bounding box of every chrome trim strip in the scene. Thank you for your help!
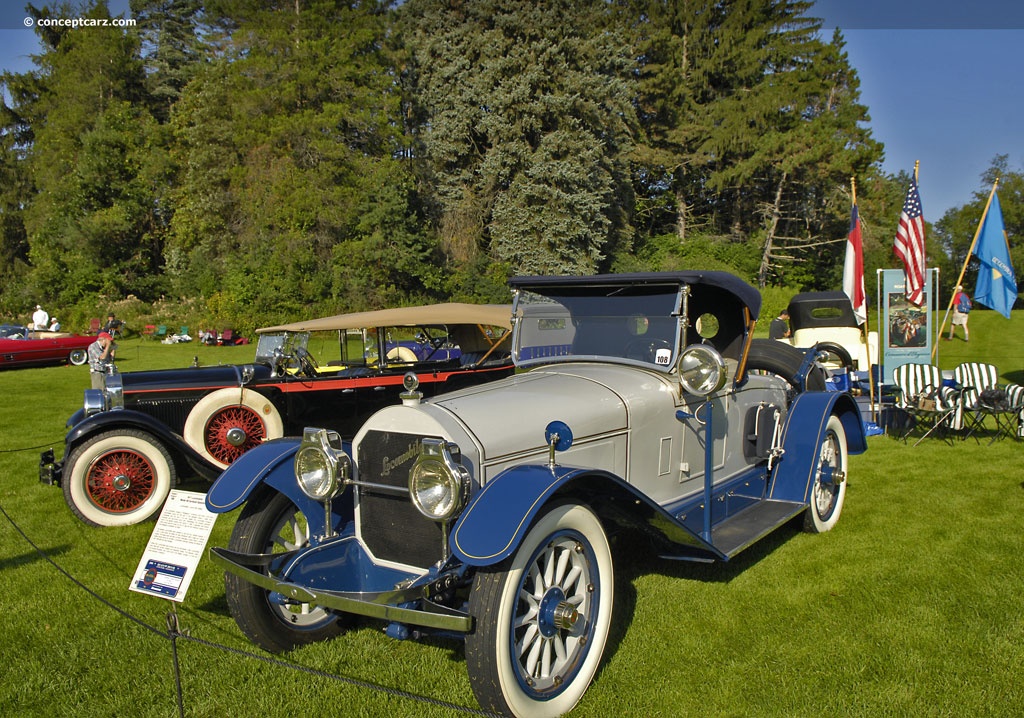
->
[209,547,472,632]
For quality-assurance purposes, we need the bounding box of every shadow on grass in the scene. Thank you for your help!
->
[1006,368,1024,385]
[0,543,72,571]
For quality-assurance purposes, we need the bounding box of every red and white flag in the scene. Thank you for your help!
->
[843,202,866,325]
[893,178,926,306]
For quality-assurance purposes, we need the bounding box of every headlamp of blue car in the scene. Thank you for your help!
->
[409,438,469,521]
[294,427,349,501]
[677,344,727,397]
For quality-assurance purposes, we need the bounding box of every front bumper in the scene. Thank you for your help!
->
[39,449,61,486]
[209,546,473,633]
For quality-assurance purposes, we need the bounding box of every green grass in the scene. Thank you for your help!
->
[2,313,1024,717]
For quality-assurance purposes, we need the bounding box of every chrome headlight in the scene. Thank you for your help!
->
[409,439,469,521]
[677,344,727,397]
[294,427,349,501]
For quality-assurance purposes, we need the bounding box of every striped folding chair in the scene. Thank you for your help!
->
[953,362,1022,443]
[1005,384,1024,440]
[891,363,961,445]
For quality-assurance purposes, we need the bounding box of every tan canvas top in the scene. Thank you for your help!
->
[257,303,512,334]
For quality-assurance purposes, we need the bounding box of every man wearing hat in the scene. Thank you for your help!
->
[31,304,48,331]
[87,332,116,389]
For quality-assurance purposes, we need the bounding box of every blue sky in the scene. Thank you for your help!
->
[0,0,1021,221]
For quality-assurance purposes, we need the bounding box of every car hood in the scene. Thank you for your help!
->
[118,363,274,391]
[426,363,673,463]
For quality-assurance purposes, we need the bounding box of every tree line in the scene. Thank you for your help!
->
[0,0,1019,333]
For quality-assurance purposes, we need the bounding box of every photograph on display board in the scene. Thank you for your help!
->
[887,292,928,348]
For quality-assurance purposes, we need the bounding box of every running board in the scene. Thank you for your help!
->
[710,500,805,558]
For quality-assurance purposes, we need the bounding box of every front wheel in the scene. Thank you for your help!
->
[69,349,87,366]
[804,414,848,533]
[63,429,176,527]
[224,488,345,653]
[466,502,613,718]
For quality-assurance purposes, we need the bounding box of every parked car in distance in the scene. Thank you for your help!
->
[0,325,93,369]
[205,271,867,718]
[39,303,514,527]
[781,291,879,375]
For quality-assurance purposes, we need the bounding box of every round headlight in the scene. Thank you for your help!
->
[410,460,460,519]
[409,440,468,521]
[677,345,727,396]
[295,445,339,500]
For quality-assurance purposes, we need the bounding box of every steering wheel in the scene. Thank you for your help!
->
[293,347,319,377]
[624,339,672,363]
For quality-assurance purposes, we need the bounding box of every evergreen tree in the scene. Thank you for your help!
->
[21,0,171,304]
[170,0,435,320]
[401,0,638,279]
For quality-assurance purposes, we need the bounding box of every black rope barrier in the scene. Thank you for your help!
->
[1,500,499,717]
[0,437,65,454]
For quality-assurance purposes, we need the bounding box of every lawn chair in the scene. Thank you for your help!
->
[891,363,961,445]
[88,318,101,334]
[953,362,1023,444]
[154,325,168,341]
[1005,384,1024,440]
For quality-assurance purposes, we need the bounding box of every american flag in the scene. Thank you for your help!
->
[893,178,926,306]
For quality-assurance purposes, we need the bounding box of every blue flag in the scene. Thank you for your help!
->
[973,192,1017,319]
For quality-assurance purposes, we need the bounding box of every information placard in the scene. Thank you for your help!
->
[129,490,217,603]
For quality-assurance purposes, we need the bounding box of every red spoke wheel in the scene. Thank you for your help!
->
[204,405,267,464]
[64,430,176,527]
[183,388,284,469]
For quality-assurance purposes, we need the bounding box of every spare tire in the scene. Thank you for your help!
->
[183,387,284,469]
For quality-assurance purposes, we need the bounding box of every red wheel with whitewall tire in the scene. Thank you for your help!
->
[63,429,176,527]
[183,388,284,469]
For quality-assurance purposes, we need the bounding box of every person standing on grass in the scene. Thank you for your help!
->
[31,304,48,330]
[948,285,971,342]
[87,332,115,389]
[769,309,791,340]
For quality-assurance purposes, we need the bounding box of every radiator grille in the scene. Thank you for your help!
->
[130,397,197,433]
[356,430,446,569]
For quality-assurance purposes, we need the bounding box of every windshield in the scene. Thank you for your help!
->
[513,287,682,369]
[255,332,310,364]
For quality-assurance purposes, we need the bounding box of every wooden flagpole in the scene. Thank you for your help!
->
[931,178,999,360]
[851,176,877,420]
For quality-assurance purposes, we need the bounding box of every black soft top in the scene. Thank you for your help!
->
[786,291,859,331]
[510,271,762,319]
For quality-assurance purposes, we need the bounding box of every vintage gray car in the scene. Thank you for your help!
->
[205,271,866,717]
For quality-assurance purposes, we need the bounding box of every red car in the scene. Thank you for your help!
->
[0,325,94,369]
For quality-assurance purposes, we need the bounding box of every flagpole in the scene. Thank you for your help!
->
[851,175,877,420]
[931,178,999,360]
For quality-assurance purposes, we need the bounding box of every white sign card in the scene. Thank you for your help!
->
[129,490,217,603]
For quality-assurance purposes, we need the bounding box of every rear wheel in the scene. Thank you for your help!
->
[804,415,848,533]
[225,488,346,653]
[63,430,176,527]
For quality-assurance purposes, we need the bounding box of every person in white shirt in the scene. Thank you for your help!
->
[31,304,49,330]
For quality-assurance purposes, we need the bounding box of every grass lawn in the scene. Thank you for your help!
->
[1,311,1023,717]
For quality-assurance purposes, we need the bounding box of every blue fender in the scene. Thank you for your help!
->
[65,409,219,480]
[204,438,304,513]
[770,391,866,504]
[450,464,723,567]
